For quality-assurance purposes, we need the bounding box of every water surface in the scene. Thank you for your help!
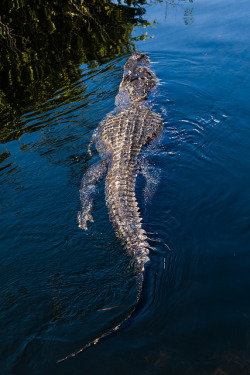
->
[1,1,250,374]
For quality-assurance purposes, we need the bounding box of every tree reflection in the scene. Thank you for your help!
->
[0,0,151,142]
[166,0,194,25]
[0,0,194,144]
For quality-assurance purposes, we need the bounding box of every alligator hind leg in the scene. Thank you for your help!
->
[78,159,108,230]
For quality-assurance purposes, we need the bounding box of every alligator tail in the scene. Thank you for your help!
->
[56,272,146,363]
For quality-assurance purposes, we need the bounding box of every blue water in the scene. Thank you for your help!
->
[1,1,250,374]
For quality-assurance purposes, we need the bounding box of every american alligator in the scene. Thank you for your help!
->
[58,53,163,362]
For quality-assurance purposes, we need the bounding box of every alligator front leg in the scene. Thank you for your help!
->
[78,159,108,230]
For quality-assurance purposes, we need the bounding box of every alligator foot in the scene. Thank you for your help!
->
[77,204,94,230]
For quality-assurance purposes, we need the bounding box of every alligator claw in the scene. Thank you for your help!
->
[77,210,94,230]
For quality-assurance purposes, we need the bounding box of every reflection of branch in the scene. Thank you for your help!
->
[166,0,194,25]
[184,8,194,25]
[0,17,28,54]
[70,0,109,42]
[167,0,194,8]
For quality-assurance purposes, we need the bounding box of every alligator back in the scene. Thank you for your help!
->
[58,53,163,363]
[101,103,163,271]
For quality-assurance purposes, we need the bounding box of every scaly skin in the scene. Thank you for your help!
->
[103,103,163,271]
[58,54,163,363]
[79,53,163,270]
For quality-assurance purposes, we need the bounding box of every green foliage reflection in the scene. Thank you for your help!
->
[0,0,152,143]
[0,0,194,144]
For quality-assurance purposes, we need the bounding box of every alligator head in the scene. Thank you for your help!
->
[119,53,157,102]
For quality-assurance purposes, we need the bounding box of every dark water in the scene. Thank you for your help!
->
[1,1,250,374]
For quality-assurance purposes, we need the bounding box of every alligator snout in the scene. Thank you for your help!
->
[120,56,157,102]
